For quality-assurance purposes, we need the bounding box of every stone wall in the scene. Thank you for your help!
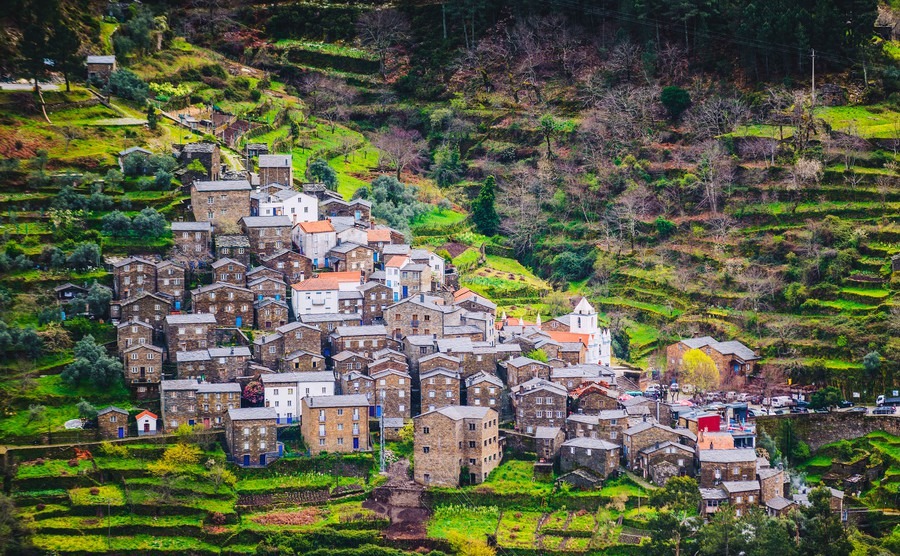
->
[756,413,900,452]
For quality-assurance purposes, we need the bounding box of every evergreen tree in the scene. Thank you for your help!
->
[471,175,500,236]
[147,105,158,130]
[306,158,338,191]
[51,22,81,92]
[19,20,49,90]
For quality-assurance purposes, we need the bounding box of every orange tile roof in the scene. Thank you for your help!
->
[297,220,335,234]
[546,331,589,346]
[453,287,474,301]
[385,256,409,268]
[291,271,361,291]
[135,410,158,420]
[697,431,735,450]
[367,228,392,242]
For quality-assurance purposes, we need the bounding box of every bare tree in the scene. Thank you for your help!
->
[684,96,750,139]
[356,8,410,79]
[372,126,426,180]
[735,266,782,312]
[695,141,734,214]
[317,79,355,134]
[828,126,867,171]
[843,170,865,192]
[875,172,897,209]
[738,137,778,168]
[787,158,823,212]
[614,185,651,253]
[498,166,549,256]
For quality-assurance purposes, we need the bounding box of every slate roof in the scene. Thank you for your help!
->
[227,407,276,421]
[561,437,619,450]
[216,235,250,248]
[698,449,758,463]
[87,55,115,64]
[258,154,292,168]
[333,325,387,337]
[171,221,211,232]
[166,314,217,325]
[98,406,128,416]
[260,371,335,384]
[722,480,761,493]
[534,426,563,440]
[194,180,251,192]
[418,405,493,421]
[305,394,370,408]
[241,216,292,228]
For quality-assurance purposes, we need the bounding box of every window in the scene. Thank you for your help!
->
[422,427,430,434]
[445,391,452,398]
[735,496,743,504]
[260,441,267,450]
[243,441,250,450]
[536,410,543,418]
[422,446,430,453]
[242,427,250,436]
[318,424,326,436]
[468,441,476,448]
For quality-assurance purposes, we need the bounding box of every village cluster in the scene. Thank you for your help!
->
[51,140,845,518]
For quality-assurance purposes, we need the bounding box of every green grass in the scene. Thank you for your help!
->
[797,455,833,470]
[427,504,501,540]
[412,207,467,228]
[728,123,795,139]
[68,485,125,506]
[568,510,598,532]
[273,39,378,61]
[599,476,647,499]
[476,460,554,496]
[33,534,221,553]
[496,510,542,548]
[16,458,93,480]
[235,473,361,494]
[815,104,900,139]
[839,287,890,299]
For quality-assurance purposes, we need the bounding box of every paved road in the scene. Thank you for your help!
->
[0,82,60,91]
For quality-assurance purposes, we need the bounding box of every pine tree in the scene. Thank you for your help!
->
[471,175,500,236]
[147,105,157,130]
[51,23,81,92]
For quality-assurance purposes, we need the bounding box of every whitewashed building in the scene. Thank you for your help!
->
[261,371,336,424]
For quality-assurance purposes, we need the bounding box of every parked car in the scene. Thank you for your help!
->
[873,406,896,415]
[791,407,809,414]
[839,400,854,408]
[814,408,829,414]
[848,407,868,413]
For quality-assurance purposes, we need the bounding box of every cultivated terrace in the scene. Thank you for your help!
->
[0,0,899,555]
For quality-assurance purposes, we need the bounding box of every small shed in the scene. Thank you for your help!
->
[97,406,129,439]
[135,410,158,436]
[86,55,117,81]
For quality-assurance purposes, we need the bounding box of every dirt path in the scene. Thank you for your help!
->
[362,458,430,541]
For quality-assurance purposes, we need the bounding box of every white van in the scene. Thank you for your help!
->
[770,396,794,408]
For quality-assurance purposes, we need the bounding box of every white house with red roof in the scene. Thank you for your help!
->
[135,410,158,436]
[290,271,363,317]
[292,219,337,268]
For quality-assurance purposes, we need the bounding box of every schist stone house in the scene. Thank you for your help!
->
[421,367,461,412]
[240,216,293,257]
[97,406,129,439]
[212,258,247,285]
[116,319,154,355]
[112,292,172,329]
[559,437,620,480]
[504,356,552,387]
[252,321,322,370]
[86,55,116,81]
[261,249,312,283]
[667,336,760,377]
[638,441,697,485]
[371,368,412,422]
[413,406,501,487]
[262,371,335,425]
[164,313,216,356]
[191,282,255,328]
[257,154,293,187]
[301,395,371,455]
[697,449,758,488]
[255,298,289,331]
[171,221,212,258]
[122,344,163,399]
[513,378,568,434]
[191,180,251,228]
[179,142,221,180]
[112,257,157,300]
[465,372,503,409]
[161,380,241,430]
[330,325,388,358]
[327,242,375,278]
[224,407,280,467]
[215,235,251,266]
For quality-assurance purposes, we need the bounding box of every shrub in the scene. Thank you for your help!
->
[68,459,80,468]
[207,511,227,525]
[89,487,99,495]
[106,69,149,103]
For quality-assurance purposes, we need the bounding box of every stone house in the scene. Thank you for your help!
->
[97,406,129,439]
[666,336,760,377]
[211,258,247,286]
[368,356,408,376]
[419,352,462,376]
[172,221,212,259]
[257,154,293,186]
[246,265,285,284]
[697,449,758,488]
[341,371,375,405]
[299,313,362,339]
[504,356,552,388]
[54,282,87,304]
[442,339,520,379]
[206,346,251,382]
[571,382,619,413]
[566,409,629,444]
[112,257,158,300]
[161,379,241,430]
[86,55,116,81]
[321,197,372,223]
[191,282,255,328]
[559,437,620,479]
[758,467,786,506]
[248,276,287,301]
[464,372,503,409]
[282,349,326,372]
[332,351,372,374]
[175,350,212,380]
[292,220,337,269]
[224,407,280,467]
[251,321,321,370]
[413,406,501,487]
[261,249,312,283]
[337,290,363,315]
[327,242,375,278]
[156,261,186,305]
[254,298,289,332]
[402,335,439,372]
[112,292,172,329]
[301,395,371,455]
[261,371,336,424]
[637,441,696,484]
[622,421,683,470]
[165,313,216,357]
[179,142,221,180]
[215,235,251,267]
[383,294,462,340]
[197,383,242,427]
[330,325,388,358]
[453,289,497,316]
[122,344,163,399]
[241,216,293,258]
[116,318,154,355]
[721,481,762,517]
[535,426,566,461]
[421,367,461,412]
[192,180,252,229]
[371,368,412,423]
[512,378,567,434]
[359,281,393,325]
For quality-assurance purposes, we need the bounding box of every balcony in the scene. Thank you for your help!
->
[276,416,295,426]
[410,320,420,328]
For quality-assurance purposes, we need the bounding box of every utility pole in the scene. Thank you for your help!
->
[379,388,385,473]
[810,49,816,106]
